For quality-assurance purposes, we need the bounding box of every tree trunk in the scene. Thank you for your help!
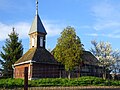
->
[77,65,81,78]
[59,70,62,78]
[68,70,71,79]
[103,67,106,80]
[103,73,106,80]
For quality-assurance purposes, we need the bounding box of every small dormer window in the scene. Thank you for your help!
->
[40,37,43,47]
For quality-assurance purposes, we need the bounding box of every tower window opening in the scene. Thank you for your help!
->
[40,37,43,47]
[32,38,35,47]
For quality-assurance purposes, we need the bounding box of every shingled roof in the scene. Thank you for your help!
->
[14,47,59,65]
[81,51,99,65]
[29,14,47,35]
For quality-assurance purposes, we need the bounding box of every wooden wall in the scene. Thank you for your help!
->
[14,63,61,79]
[14,63,32,79]
[32,63,60,78]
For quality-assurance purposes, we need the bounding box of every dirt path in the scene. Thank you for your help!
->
[1,86,120,90]
[28,86,120,90]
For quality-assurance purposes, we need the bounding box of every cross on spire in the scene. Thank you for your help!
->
[12,27,15,31]
[36,0,38,15]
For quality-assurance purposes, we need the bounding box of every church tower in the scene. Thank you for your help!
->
[29,0,47,48]
[14,0,61,79]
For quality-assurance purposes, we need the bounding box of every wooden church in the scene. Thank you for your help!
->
[13,0,61,80]
[14,0,103,79]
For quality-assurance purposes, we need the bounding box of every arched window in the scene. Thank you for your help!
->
[40,37,43,47]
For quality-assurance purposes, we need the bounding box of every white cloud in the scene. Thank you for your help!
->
[91,1,120,30]
[0,20,64,41]
[43,20,64,37]
[0,22,13,40]
[89,1,120,38]
[93,22,120,31]
[13,22,30,38]
[0,22,30,41]
[85,33,98,37]
[86,30,120,39]
[101,32,120,39]
[91,1,116,19]
[79,25,91,29]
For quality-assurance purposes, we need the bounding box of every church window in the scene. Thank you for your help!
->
[32,38,35,47]
[40,37,43,47]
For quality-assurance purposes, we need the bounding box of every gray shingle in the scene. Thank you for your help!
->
[29,15,47,35]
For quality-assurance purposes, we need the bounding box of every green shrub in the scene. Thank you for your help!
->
[0,78,24,88]
[110,80,120,86]
[0,76,120,88]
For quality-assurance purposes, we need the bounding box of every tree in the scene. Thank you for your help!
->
[90,40,120,79]
[110,50,120,80]
[53,26,84,79]
[0,28,23,78]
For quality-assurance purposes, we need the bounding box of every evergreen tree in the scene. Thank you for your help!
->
[53,26,84,79]
[0,28,23,78]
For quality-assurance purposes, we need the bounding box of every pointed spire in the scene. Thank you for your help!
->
[12,27,15,32]
[36,0,38,15]
[29,0,47,35]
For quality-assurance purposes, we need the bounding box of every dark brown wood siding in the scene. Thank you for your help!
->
[32,63,60,78]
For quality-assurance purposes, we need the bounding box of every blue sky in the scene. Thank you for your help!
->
[0,0,120,53]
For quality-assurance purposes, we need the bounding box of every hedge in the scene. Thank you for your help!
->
[0,76,120,88]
